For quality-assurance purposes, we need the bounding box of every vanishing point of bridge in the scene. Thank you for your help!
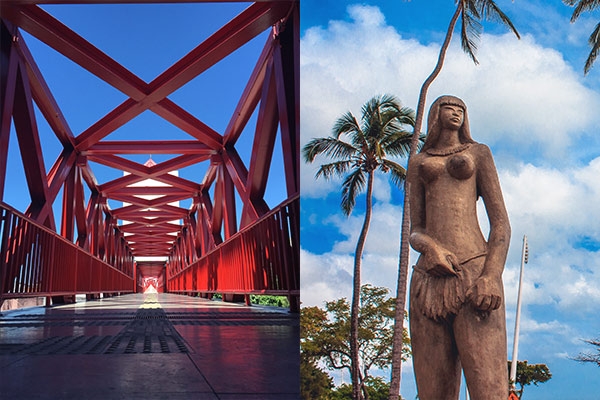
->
[0,1,299,398]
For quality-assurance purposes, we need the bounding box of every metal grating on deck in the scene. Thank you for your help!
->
[0,308,191,355]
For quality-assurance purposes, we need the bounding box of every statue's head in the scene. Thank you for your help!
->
[423,95,474,152]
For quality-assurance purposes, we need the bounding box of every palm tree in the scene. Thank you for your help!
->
[303,94,415,400]
[389,1,520,398]
[564,0,600,74]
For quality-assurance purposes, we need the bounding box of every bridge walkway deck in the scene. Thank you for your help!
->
[0,292,299,399]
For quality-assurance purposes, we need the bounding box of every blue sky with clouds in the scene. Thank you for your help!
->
[300,1,600,398]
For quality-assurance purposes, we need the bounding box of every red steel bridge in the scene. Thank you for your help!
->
[0,0,299,311]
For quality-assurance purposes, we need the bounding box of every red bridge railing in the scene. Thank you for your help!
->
[0,202,134,304]
[167,196,299,311]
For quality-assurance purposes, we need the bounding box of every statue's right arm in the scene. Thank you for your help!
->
[407,156,459,277]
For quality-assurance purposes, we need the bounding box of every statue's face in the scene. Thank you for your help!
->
[439,104,464,130]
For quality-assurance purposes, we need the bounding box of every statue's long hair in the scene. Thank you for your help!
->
[421,95,475,153]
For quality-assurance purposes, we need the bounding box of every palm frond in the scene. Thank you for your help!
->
[380,160,407,189]
[362,94,403,141]
[395,106,416,127]
[478,0,520,39]
[379,107,409,136]
[381,130,415,159]
[382,114,414,138]
[585,21,600,74]
[341,168,366,215]
[466,0,482,19]
[570,0,600,21]
[303,137,358,163]
[460,7,482,64]
[332,111,362,140]
[362,94,401,122]
[315,160,354,180]
[458,0,520,64]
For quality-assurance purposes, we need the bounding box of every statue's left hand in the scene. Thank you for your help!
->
[466,275,502,312]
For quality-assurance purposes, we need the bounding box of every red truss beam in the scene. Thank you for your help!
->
[109,187,191,197]
[246,58,278,202]
[149,99,222,149]
[127,234,176,244]
[3,1,295,4]
[13,30,76,150]
[2,2,290,151]
[273,8,299,197]
[112,204,187,219]
[116,215,184,227]
[145,2,288,104]
[2,4,147,100]
[1,1,299,264]
[88,153,203,180]
[108,193,191,210]
[120,222,182,234]
[47,148,77,201]
[0,22,18,200]
[12,59,56,228]
[223,30,274,146]
[84,140,215,155]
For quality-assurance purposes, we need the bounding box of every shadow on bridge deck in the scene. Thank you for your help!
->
[0,293,300,399]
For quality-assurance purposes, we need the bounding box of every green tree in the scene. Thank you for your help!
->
[300,285,411,400]
[301,305,334,400]
[250,294,289,307]
[507,360,552,399]
[301,360,334,400]
[564,0,600,74]
[390,2,520,397]
[573,337,600,366]
[333,377,400,400]
[303,95,415,400]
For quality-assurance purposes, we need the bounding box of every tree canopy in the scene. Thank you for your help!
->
[507,360,552,399]
[300,285,410,400]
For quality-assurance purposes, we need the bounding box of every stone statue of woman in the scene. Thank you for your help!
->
[407,95,511,400]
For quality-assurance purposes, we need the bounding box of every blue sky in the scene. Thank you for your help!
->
[300,1,600,399]
[4,2,288,224]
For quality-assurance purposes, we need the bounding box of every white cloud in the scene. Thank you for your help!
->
[458,34,600,156]
[300,249,353,307]
[301,4,600,198]
[498,158,600,320]
[300,201,406,307]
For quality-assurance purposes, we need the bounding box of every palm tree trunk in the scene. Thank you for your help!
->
[351,171,374,400]
[388,3,463,399]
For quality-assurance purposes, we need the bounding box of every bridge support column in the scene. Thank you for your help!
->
[223,294,245,303]
[51,295,76,304]
[288,295,299,313]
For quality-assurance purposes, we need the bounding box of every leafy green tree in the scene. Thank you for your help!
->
[301,359,334,400]
[332,377,400,400]
[507,360,552,399]
[573,337,600,366]
[300,285,410,400]
[303,95,415,400]
[390,2,520,397]
[564,0,600,74]
[301,305,333,400]
[250,294,289,307]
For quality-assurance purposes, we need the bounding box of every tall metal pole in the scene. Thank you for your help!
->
[509,235,528,391]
